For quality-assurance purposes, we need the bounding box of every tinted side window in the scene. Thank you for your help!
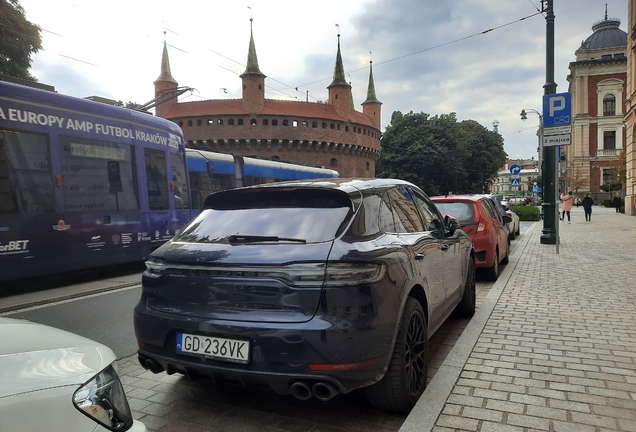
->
[378,193,400,233]
[386,187,424,233]
[481,199,499,221]
[411,190,443,231]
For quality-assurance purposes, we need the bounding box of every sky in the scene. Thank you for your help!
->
[18,0,629,160]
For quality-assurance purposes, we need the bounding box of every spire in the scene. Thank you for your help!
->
[240,18,265,78]
[363,59,381,105]
[328,33,350,88]
[605,3,608,20]
[154,33,177,84]
[349,74,355,109]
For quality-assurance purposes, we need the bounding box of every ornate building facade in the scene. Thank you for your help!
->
[624,0,636,216]
[153,22,382,177]
[565,11,627,203]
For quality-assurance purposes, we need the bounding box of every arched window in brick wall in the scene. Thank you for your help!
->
[272,119,278,126]
[345,126,349,132]
[366,162,370,171]
[228,119,235,125]
[208,119,214,125]
[250,118,257,125]
[217,119,223,125]
[197,119,202,126]
[187,120,192,127]
[322,122,326,128]
[283,119,289,126]
[330,123,335,129]
[238,119,244,125]
[178,121,183,127]
[330,158,338,168]
[263,119,269,125]
[312,121,317,128]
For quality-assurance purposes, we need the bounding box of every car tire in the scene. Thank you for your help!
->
[501,240,510,265]
[486,249,499,281]
[454,258,476,318]
[365,297,427,413]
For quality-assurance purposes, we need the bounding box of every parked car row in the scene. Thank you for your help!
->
[6,178,524,426]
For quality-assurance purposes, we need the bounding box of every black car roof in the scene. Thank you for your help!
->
[223,178,418,197]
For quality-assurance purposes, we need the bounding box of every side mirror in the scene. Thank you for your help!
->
[444,215,461,233]
[502,215,512,224]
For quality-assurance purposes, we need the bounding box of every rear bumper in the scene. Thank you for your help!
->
[133,295,395,395]
[471,237,494,268]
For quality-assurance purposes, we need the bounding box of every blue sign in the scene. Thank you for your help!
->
[509,164,521,175]
[543,93,572,127]
[510,177,521,186]
[532,185,542,193]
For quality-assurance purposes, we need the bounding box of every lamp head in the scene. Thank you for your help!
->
[520,109,528,121]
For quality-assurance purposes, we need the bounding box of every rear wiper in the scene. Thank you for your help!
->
[228,235,306,243]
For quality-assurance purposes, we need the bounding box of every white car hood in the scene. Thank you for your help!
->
[0,317,116,398]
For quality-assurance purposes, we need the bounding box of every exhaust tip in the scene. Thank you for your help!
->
[289,381,313,400]
[312,382,340,401]
[139,356,164,374]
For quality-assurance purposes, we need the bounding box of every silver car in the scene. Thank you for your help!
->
[0,317,145,432]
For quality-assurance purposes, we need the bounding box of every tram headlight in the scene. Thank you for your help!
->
[72,364,133,431]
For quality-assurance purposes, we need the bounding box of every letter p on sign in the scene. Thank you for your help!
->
[549,96,565,117]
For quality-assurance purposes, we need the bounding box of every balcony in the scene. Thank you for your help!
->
[595,148,621,157]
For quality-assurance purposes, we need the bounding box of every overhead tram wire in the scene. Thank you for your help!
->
[297,11,544,88]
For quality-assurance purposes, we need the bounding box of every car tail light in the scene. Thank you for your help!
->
[144,258,385,287]
[73,364,133,431]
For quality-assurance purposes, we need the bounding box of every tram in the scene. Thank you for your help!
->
[0,80,191,283]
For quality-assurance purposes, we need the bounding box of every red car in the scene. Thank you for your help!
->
[431,195,510,281]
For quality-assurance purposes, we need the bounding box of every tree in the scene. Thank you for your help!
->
[115,100,146,111]
[376,111,506,196]
[0,0,42,82]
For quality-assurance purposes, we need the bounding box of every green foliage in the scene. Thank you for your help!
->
[599,182,622,192]
[0,0,42,81]
[512,205,540,221]
[376,111,507,196]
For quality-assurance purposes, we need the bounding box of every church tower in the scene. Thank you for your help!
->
[153,38,178,118]
[362,60,382,130]
[240,19,266,113]
[328,34,351,118]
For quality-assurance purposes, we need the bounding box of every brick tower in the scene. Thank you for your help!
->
[328,34,352,119]
[362,60,382,130]
[153,38,178,118]
[240,19,266,114]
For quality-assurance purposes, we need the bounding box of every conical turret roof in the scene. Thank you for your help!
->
[240,19,265,78]
[363,60,381,105]
[154,40,177,84]
[328,34,350,88]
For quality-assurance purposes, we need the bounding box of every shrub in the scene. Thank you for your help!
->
[513,205,540,221]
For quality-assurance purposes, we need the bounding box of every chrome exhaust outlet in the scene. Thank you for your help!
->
[312,382,340,401]
[289,381,313,400]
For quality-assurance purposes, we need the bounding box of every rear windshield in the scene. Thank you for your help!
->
[177,188,353,244]
[434,202,476,225]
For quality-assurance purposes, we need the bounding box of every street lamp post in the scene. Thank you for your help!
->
[520,109,543,173]
[540,0,558,245]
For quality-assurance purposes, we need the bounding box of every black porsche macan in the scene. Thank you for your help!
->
[134,178,475,412]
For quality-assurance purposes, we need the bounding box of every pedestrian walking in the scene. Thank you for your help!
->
[574,196,581,207]
[560,191,573,223]
[613,192,621,213]
[582,193,594,221]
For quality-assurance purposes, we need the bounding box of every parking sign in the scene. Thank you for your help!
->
[543,93,572,127]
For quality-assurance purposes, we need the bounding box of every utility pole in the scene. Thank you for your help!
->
[540,0,558,244]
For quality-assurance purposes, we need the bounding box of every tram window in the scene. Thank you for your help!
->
[0,129,54,213]
[145,149,169,210]
[171,153,190,209]
[59,135,139,212]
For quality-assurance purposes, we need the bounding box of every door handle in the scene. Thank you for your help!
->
[441,244,450,251]
[415,253,425,260]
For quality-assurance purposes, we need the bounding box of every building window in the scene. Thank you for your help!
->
[303,121,308,127]
[250,118,257,125]
[258,84,262,90]
[345,126,349,132]
[312,121,317,128]
[603,131,616,150]
[187,120,193,127]
[197,119,202,126]
[337,124,340,130]
[293,120,298,127]
[271,155,280,161]
[178,121,183,127]
[603,94,616,116]
[228,119,235,125]
[238,119,244,125]
[330,158,338,168]
[217,119,223,126]
[330,123,335,129]
[322,122,326,128]
[282,119,289,126]
[263,119,269,125]
[272,119,278,126]
[366,162,370,171]
[208,119,214,125]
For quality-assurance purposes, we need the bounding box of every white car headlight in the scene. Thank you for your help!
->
[72,364,134,431]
